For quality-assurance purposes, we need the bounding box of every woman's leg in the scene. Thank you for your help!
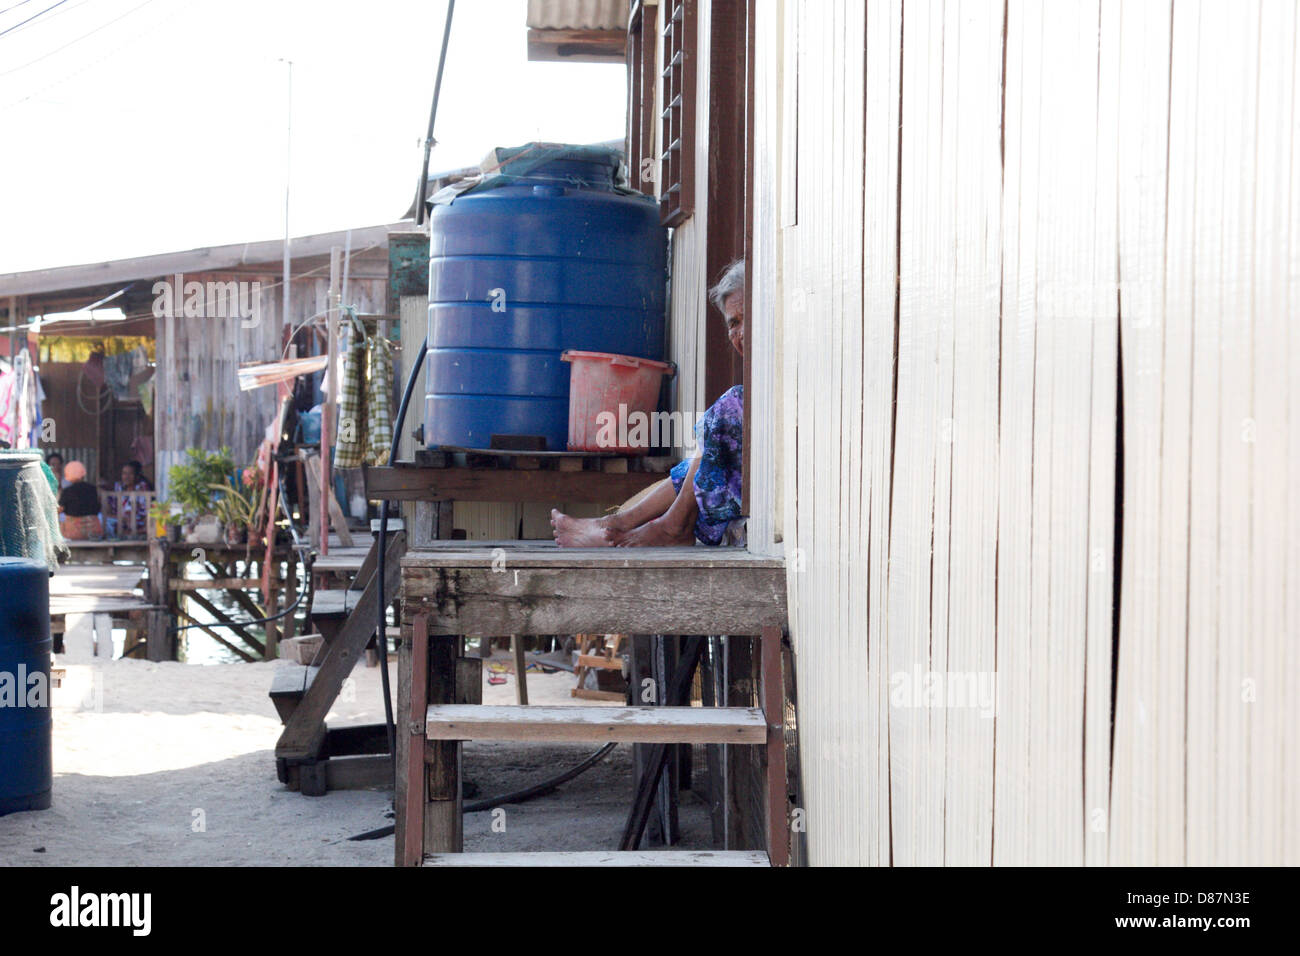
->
[551,476,679,546]
[608,455,699,547]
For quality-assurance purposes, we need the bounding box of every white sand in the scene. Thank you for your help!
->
[0,654,711,866]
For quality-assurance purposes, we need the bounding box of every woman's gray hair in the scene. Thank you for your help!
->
[708,259,745,313]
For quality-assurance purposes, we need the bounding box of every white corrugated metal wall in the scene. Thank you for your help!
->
[760,0,1299,866]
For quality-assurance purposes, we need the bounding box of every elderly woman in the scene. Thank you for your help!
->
[551,259,746,548]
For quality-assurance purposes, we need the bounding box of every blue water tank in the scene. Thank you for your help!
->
[0,557,52,816]
[424,145,667,451]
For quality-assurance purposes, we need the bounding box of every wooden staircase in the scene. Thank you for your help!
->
[396,542,790,868]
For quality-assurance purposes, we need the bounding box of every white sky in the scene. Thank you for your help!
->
[0,0,627,274]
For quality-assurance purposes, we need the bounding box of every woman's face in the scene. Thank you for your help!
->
[723,290,745,357]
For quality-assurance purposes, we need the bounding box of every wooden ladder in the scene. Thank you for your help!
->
[396,543,789,868]
[273,530,406,793]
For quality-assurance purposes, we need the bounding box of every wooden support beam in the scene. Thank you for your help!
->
[761,626,788,867]
[182,588,266,657]
[402,564,786,636]
[176,610,257,663]
[146,539,175,661]
[398,614,428,868]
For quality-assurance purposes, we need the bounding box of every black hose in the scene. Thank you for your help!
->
[346,742,619,841]
[375,336,430,781]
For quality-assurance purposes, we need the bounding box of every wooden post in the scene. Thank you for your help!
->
[511,634,528,705]
[399,614,429,867]
[423,635,460,856]
[146,538,174,661]
[761,625,788,867]
[321,246,341,555]
[282,551,299,644]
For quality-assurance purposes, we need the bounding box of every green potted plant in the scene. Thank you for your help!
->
[166,447,236,545]
[210,477,259,547]
[147,497,185,543]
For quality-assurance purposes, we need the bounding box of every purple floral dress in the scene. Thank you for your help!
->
[669,385,744,546]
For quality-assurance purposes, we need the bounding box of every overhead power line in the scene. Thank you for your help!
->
[0,0,69,38]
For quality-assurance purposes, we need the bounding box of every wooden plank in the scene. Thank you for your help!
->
[324,754,391,791]
[364,465,659,504]
[168,578,263,590]
[275,531,406,760]
[402,564,786,636]
[423,704,766,744]
[424,850,769,867]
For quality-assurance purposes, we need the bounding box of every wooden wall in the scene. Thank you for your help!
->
[148,253,387,497]
[761,0,1299,866]
[664,0,714,433]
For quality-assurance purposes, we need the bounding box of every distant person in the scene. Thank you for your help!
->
[46,452,68,488]
[110,459,153,537]
[59,460,103,540]
[121,460,153,492]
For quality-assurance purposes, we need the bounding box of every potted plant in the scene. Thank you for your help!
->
[210,477,259,547]
[147,498,185,543]
[166,447,236,545]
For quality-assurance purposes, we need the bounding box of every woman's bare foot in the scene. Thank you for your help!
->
[551,509,614,547]
[610,515,696,547]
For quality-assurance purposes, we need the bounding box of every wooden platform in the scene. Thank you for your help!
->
[401,542,786,636]
[62,539,150,563]
[397,540,790,868]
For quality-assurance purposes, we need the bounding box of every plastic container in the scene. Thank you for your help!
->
[561,350,675,453]
[0,557,52,816]
[424,144,668,452]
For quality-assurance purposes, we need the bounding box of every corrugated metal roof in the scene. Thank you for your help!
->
[526,0,626,32]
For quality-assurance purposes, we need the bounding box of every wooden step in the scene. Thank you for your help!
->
[310,589,361,619]
[424,704,766,744]
[423,850,769,867]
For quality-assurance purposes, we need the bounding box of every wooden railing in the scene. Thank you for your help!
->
[98,488,156,540]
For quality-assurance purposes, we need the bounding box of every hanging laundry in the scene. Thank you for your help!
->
[366,336,394,465]
[333,313,368,469]
[103,347,147,401]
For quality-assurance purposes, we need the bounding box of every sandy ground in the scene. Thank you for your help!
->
[0,654,711,866]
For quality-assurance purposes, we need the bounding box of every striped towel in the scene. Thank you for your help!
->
[333,314,367,469]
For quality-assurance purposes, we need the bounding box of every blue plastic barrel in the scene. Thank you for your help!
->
[0,557,52,815]
[425,144,667,451]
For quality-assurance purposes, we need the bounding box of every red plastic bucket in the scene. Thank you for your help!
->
[561,350,676,454]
